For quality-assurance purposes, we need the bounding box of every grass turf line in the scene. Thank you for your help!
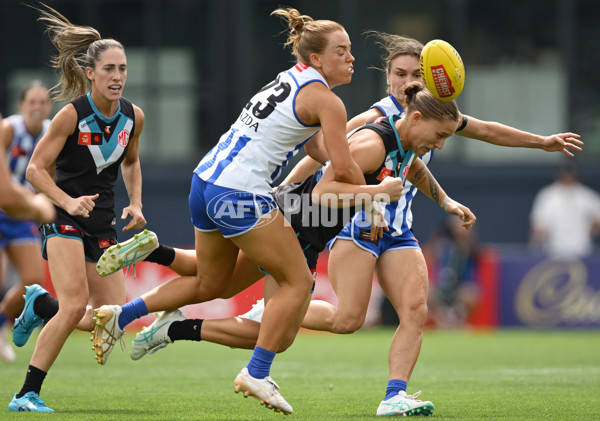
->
[2,328,599,420]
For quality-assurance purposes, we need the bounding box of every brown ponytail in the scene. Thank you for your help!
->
[404,82,459,123]
[34,3,124,102]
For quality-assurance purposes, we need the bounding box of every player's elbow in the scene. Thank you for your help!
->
[331,165,357,184]
[25,162,39,185]
[120,157,138,172]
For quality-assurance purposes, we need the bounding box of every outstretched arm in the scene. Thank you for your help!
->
[458,114,583,157]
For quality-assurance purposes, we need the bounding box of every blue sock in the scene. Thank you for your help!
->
[385,379,407,400]
[247,345,276,379]
[0,311,7,328]
[117,297,148,330]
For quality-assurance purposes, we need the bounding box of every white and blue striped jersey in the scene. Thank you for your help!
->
[363,95,434,237]
[195,64,328,195]
[377,151,433,236]
[5,114,50,190]
[370,94,405,117]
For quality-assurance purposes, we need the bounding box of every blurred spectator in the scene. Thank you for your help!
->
[529,163,600,257]
[426,216,481,328]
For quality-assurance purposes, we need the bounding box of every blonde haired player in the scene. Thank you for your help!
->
[91,6,364,415]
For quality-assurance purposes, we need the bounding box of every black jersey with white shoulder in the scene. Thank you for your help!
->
[359,114,409,184]
[53,92,135,238]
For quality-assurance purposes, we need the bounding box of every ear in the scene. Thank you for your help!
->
[410,111,423,126]
[309,52,322,68]
[85,67,94,81]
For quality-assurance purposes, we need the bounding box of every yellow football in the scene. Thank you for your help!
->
[419,39,465,101]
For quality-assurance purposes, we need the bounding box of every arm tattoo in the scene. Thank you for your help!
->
[410,164,440,204]
[428,171,440,204]
[412,167,426,184]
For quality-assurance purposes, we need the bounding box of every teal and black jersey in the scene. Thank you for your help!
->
[358,114,410,186]
[54,92,136,239]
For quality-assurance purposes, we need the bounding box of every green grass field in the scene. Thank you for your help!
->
[2,328,599,420]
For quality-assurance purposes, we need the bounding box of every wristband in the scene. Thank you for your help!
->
[456,115,468,132]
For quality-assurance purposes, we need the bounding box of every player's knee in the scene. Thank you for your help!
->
[59,302,88,327]
[269,268,313,292]
[415,301,429,325]
[405,300,428,329]
[194,274,227,301]
[331,313,365,334]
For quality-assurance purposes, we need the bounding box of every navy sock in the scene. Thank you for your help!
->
[247,345,276,379]
[17,365,47,398]
[118,297,148,330]
[0,311,7,328]
[385,379,407,400]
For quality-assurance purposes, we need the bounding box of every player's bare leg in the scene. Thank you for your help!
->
[375,248,434,416]
[302,239,376,333]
